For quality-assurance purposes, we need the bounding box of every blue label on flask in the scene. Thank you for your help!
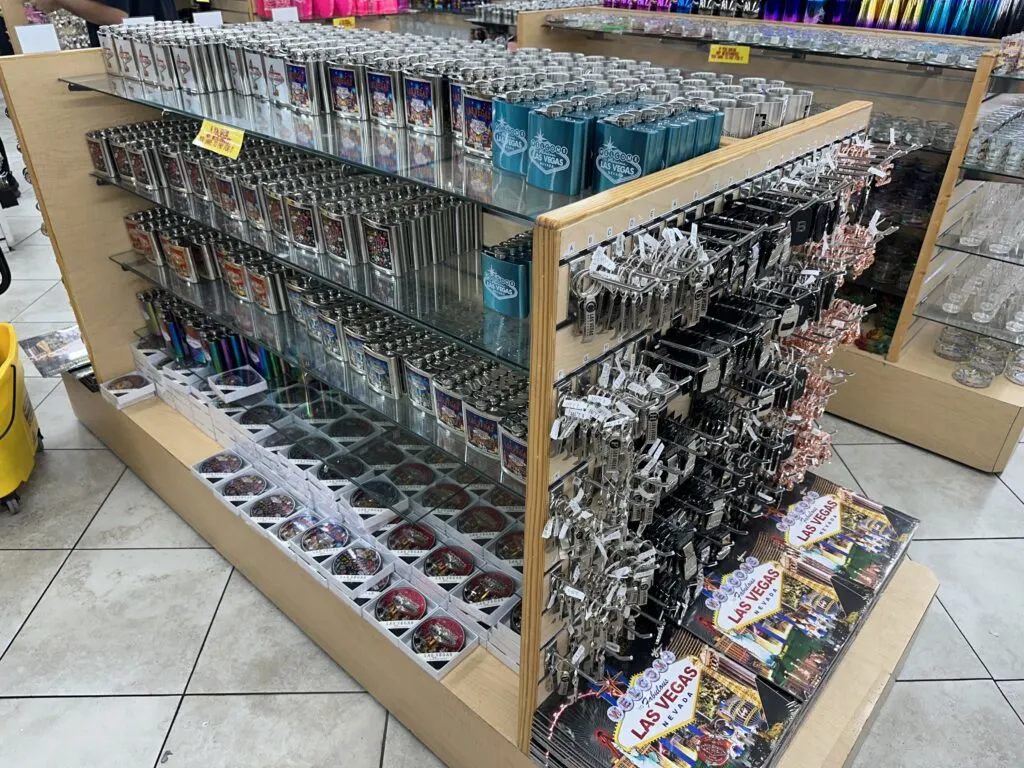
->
[404,77,435,130]
[287,64,311,111]
[367,72,397,122]
[329,67,360,116]
[463,94,493,155]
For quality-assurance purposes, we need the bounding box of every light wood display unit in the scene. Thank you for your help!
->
[519,9,1024,472]
[1,46,937,768]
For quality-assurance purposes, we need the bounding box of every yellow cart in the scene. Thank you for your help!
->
[0,320,41,514]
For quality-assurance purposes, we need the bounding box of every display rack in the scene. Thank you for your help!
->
[516,8,1024,471]
[0,46,937,768]
[834,61,1024,472]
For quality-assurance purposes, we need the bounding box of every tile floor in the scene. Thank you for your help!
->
[1,119,1024,768]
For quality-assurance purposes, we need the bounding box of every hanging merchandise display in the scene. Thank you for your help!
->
[531,138,919,765]
[5,15,951,767]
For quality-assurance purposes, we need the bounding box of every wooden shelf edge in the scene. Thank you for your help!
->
[778,559,937,767]
[829,331,1024,472]
[63,375,528,768]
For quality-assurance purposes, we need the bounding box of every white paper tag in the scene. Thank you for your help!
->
[598,362,611,388]
[626,381,648,397]
[868,209,881,235]
[193,10,224,26]
[571,644,587,665]
[563,585,586,600]
[271,6,300,21]
[549,418,562,441]
[15,24,60,53]
[123,15,156,25]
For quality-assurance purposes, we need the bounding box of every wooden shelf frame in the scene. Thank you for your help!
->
[1,44,936,768]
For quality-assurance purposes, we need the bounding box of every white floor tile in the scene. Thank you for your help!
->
[0,279,55,321]
[383,716,446,768]
[6,214,41,245]
[851,681,1024,768]
[0,449,123,548]
[997,681,1024,722]
[0,696,178,768]
[898,601,990,681]
[3,242,60,280]
[13,281,75,322]
[78,469,209,549]
[34,385,104,448]
[0,549,230,696]
[188,571,361,694]
[163,693,386,768]
[0,550,66,650]
[23,376,58,409]
[840,443,1024,539]
[912,540,1024,680]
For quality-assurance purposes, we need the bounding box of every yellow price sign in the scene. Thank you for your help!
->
[708,44,751,65]
[333,16,355,27]
[193,119,245,160]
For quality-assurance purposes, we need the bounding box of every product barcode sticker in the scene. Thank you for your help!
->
[194,120,244,160]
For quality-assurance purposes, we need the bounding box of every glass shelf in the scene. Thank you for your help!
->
[542,15,987,72]
[960,165,1024,185]
[114,251,526,493]
[101,175,530,371]
[913,256,1024,348]
[936,227,1024,268]
[64,73,583,224]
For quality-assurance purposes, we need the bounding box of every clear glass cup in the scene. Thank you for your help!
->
[971,337,1012,374]
[933,326,975,361]
[954,358,996,388]
[1005,349,1024,386]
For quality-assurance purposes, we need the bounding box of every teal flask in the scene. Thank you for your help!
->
[594,111,663,193]
[493,91,532,177]
[526,102,589,196]
[481,247,531,318]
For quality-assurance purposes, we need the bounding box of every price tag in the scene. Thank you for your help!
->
[193,120,245,159]
[271,6,300,21]
[122,15,155,25]
[14,24,59,53]
[708,44,750,65]
[333,15,356,27]
[193,11,224,26]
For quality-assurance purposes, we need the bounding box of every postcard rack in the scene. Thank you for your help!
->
[0,47,937,768]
